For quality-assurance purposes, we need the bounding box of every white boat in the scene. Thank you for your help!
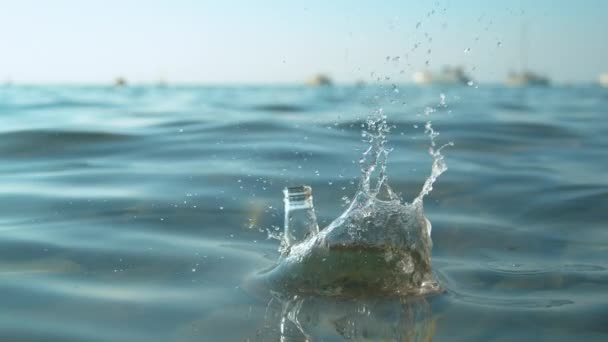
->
[413,66,472,86]
[505,19,551,87]
[506,71,550,87]
[306,74,333,87]
[114,77,127,87]
[599,73,608,87]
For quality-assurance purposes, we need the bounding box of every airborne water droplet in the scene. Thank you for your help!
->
[416,22,421,29]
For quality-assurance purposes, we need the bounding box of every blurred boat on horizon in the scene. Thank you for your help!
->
[506,17,551,87]
[505,70,550,87]
[412,66,472,86]
[114,77,127,87]
[599,73,608,87]
[306,73,333,87]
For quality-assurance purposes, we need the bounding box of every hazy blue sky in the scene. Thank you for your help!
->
[0,0,606,84]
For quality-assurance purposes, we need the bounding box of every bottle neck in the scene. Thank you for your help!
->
[283,185,319,246]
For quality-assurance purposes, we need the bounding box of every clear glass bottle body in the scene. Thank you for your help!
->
[283,185,319,247]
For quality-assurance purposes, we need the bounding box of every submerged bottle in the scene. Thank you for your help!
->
[283,185,319,247]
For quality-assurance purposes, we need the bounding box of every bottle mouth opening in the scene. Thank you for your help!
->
[284,185,312,202]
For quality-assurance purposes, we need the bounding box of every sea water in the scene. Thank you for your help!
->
[0,84,607,341]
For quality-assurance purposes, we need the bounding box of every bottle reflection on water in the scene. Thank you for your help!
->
[283,185,319,247]
[257,295,434,341]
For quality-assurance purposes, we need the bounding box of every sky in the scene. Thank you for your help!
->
[0,0,606,84]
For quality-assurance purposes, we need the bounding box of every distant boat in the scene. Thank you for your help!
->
[506,71,550,87]
[114,77,127,87]
[505,17,550,87]
[413,66,472,86]
[599,73,608,88]
[306,74,333,87]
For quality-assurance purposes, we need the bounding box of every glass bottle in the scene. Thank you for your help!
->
[283,185,319,247]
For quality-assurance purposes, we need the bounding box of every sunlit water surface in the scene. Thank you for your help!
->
[0,84,607,341]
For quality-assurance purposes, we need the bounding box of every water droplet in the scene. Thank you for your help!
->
[497,41,502,47]
[464,47,471,54]
[192,268,196,272]
[416,22,421,29]
[219,206,224,210]
[467,80,474,86]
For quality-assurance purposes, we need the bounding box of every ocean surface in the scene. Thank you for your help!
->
[0,84,607,341]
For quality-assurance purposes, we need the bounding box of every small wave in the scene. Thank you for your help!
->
[521,185,608,223]
[1,100,118,112]
[451,291,573,309]
[0,130,137,158]
[250,104,309,113]
[494,101,535,112]
[0,129,134,142]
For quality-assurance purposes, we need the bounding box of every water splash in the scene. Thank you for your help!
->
[255,107,450,297]
[414,121,453,205]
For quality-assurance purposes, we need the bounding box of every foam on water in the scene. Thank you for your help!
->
[255,108,450,297]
